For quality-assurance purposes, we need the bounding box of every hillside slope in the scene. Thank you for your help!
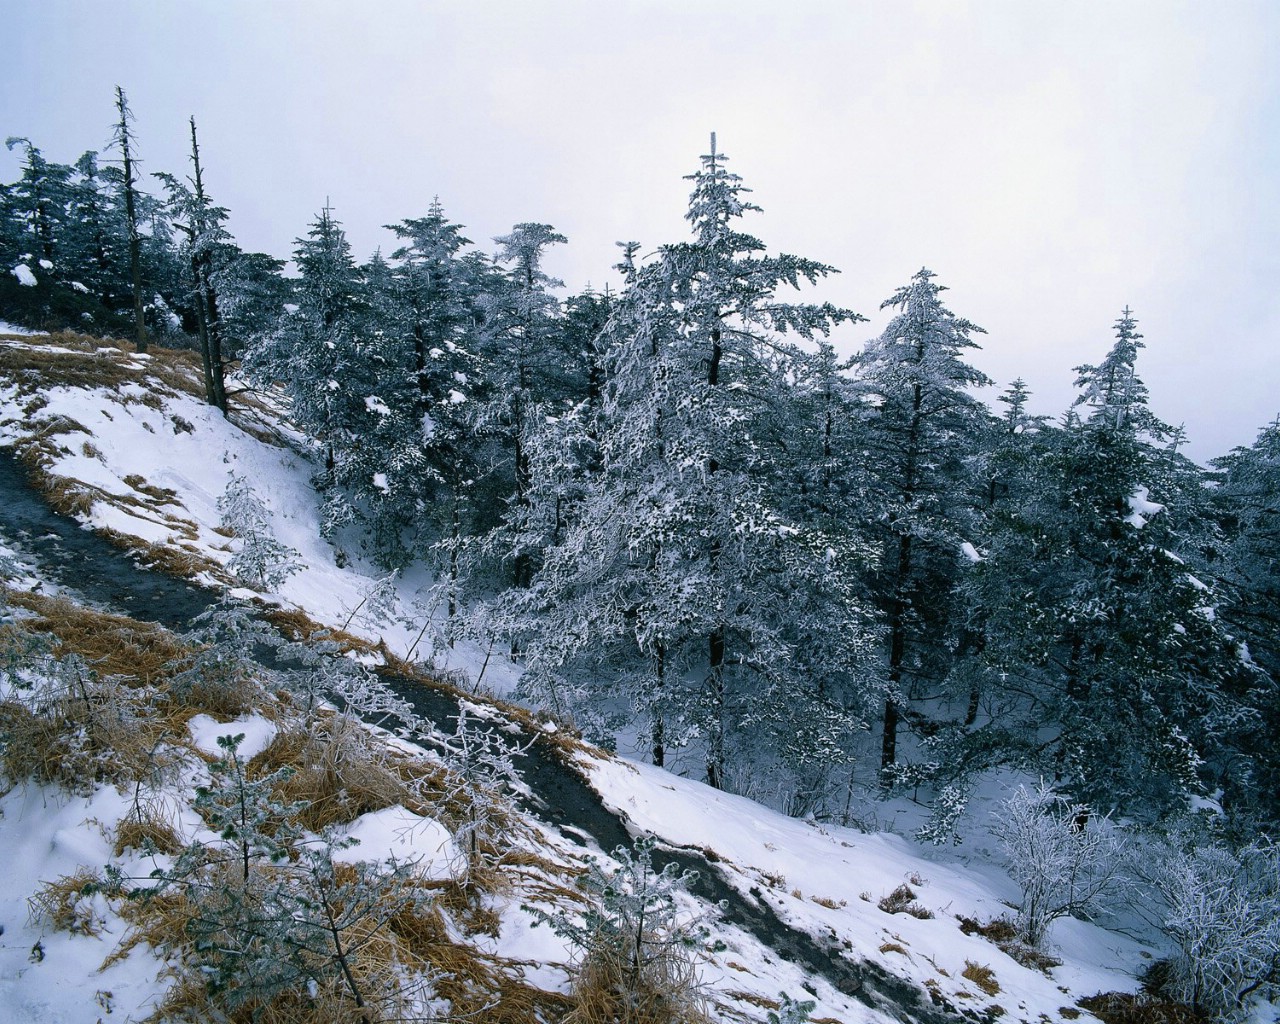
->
[0,330,1154,1024]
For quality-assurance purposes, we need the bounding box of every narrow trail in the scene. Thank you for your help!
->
[0,448,967,1024]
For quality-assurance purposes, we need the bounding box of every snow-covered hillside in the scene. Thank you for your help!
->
[0,330,1188,1023]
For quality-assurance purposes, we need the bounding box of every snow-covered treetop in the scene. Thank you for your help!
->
[1072,307,1171,440]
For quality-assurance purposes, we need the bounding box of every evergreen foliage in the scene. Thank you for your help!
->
[217,471,301,590]
[2,114,1279,853]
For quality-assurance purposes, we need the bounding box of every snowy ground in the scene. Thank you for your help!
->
[0,331,513,689]
[0,333,1187,1023]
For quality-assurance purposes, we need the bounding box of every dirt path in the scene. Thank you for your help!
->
[0,448,965,1024]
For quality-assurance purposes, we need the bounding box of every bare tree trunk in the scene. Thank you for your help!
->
[189,118,227,413]
[705,321,726,790]
[114,86,148,354]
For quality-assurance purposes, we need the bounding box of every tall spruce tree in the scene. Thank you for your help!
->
[243,205,375,537]
[856,268,993,782]
[480,136,868,798]
[475,222,569,591]
[971,310,1259,817]
[110,86,148,353]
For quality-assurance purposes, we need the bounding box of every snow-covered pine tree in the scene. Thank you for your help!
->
[363,200,491,569]
[472,221,570,591]
[972,310,1259,818]
[242,204,382,538]
[855,268,993,782]
[482,136,868,796]
[1207,418,1280,825]
[218,471,300,591]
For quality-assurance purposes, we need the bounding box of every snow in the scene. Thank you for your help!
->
[38,259,54,271]
[332,805,458,878]
[961,540,983,563]
[447,388,466,404]
[581,754,1150,1020]
[70,281,89,293]
[188,712,279,760]
[1126,485,1165,528]
[364,395,391,416]
[11,263,37,287]
[0,785,167,1023]
[372,471,391,494]
[0,320,46,336]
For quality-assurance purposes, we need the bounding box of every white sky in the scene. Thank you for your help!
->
[3,0,1278,463]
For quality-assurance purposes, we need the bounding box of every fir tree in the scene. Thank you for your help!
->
[856,268,993,781]
[109,86,148,353]
[480,136,867,795]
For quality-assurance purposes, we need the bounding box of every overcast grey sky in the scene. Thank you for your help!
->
[3,0,1278,463]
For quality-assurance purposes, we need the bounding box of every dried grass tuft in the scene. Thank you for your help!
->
[0,673,169,791]
[27,869,107,936]
[565,931,713,1024]
[958,915,1063,973]
[249,714,411,832]
[6,590,188,682]
[878,883,933,919]
[1077,992,1206,1024]
[114,800,183,857]
[963,961,1001,996]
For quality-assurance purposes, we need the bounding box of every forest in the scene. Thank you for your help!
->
[3,94,1278,854]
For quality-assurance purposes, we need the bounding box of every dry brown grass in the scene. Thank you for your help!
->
[564,931,713,1024]
[27,869,107,936]
[878,883,934,919]
[122,869,576,1024]
[963,961,1002,996]
[113,801,183,857]
[122,473,180,505]
[248,714,414,832]
[0,341,140,397]
[958,915,1064,973]
[98,527,226,582]
[5,590,188,682]
[1077,993,1206,1024]
[0,672,171,791]
[263,606,380,657]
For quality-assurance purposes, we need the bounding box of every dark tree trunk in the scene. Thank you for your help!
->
[114,87,148,355]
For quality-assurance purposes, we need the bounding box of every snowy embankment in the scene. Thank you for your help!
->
[0,332,1161,1023]
[0,330,509,686]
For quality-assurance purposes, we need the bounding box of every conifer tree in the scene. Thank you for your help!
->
[971,311,1258,816]
[110,86,148,353]
[243,204,375,536]
[856,268,993,781]
[481,136,867,794]
[476,221,568,590]
[376,200,490,569]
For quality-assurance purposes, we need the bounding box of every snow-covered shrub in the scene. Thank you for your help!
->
[992,782,1126,946]
[218,471,301,590]
[0,640,161,792]
[129,733,440,1021]
[1147,834,1280,1019]
[432,706,526,881]
[768,992,817,1023]
[528,836,715,1024]
[170,597,278,713]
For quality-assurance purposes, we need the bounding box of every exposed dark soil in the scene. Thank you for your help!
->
[0,450,211,626]
[0,446,967,1024]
